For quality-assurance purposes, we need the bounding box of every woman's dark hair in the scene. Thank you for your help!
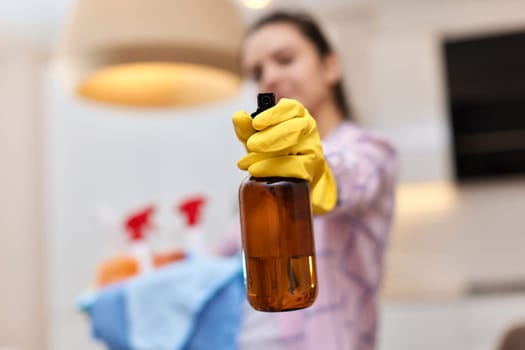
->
[247,11,352,120]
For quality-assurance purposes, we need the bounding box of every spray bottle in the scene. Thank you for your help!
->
[238,93,318,312]
[95,205,155,287]
[178,196,207,257]
[124,205,155,273]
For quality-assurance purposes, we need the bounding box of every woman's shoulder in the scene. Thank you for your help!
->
[326,121,397,157]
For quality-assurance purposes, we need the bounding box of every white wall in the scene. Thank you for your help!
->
[0,31,47,350]
[379,294,525,350]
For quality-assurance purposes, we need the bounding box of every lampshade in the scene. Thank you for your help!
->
[55,0,246,107]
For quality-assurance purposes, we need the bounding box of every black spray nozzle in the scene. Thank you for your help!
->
[251,92,276,118]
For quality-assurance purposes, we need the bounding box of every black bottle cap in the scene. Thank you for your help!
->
[251,92,276,118]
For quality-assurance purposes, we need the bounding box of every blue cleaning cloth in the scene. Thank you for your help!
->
[79,255,245,350]
[89,283,130,349]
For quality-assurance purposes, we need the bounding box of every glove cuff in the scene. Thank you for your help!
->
[311,163,338,215]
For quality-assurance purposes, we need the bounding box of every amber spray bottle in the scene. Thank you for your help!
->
[238,93,318,312]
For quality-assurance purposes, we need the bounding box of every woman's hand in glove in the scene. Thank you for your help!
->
[232,98,337,214]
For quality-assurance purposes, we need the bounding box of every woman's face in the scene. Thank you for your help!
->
[241,22,339,114]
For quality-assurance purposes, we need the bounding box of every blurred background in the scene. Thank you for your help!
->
[1,0,525,349]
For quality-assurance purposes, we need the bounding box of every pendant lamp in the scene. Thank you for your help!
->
[54,0,245,107]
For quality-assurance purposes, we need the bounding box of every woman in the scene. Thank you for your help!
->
[222,11,398,350]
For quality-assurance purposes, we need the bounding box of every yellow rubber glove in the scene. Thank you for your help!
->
[232,98,337,215]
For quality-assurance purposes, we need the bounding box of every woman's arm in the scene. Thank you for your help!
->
[324,131,397,217]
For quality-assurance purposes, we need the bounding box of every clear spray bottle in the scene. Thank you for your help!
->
[239,93,318,312]
[124,205,155,274]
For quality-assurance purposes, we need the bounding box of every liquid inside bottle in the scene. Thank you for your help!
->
[239,176,318,312]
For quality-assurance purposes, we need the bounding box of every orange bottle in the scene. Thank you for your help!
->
[239,93,318,312]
